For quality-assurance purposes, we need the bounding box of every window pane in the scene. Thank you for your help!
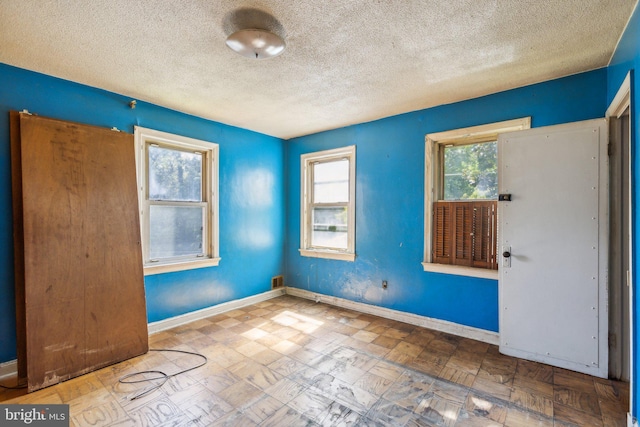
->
[313,159,349,203]
[444,141,497,200]
[312,207,348,249]
[149,205,204,259]
[149,145,202,201]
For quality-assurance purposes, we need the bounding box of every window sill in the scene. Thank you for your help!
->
[421,262,498,280]
[299,249,355,262]
[144,257,221,276]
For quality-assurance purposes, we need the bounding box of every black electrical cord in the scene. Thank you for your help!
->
[118,348,207,400]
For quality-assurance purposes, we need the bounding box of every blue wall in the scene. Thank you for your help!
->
[1,10,637,413]
[0,64,285,363]
[285,69,608,333]
[607,3,640,418]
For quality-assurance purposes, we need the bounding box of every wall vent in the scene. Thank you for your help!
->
[271,275,284,289]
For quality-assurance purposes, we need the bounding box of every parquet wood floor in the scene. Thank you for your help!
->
[0,295,629,426]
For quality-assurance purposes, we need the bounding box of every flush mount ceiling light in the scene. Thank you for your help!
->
[226,29,285,59]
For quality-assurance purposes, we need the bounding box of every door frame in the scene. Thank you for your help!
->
[606,71,633,416]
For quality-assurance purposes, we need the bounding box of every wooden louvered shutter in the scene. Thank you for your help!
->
[471,201,497,269]
[432,200,497,270]
[432,202,451,264]
[452,203,473,266]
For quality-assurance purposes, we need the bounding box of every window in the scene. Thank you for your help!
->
[300,146,356,261]
[423,118,530,278]
[135,127,219,274]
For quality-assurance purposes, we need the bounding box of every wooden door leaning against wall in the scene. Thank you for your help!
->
[10,111,148,392]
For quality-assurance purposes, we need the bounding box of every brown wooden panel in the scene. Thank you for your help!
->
[432,202,451,264]
[9,112,27,385]
[432,200,497,270]
[18,114,148,392]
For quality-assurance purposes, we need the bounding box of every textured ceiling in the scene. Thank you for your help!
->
[0,1,637,139]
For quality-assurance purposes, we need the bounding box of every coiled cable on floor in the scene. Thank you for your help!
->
[118,348,207,401]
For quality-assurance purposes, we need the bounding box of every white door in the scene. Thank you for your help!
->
[498,119,608,378]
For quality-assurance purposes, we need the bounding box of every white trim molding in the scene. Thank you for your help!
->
[148,288,286,334]
[0,286,500,380]
[0,288,287,380]
[134,126,220,275]
[607,73,631,118]
[300,145,356,262]
[0,360,17,381]
[285,287,499,345]
[423,117,530,276]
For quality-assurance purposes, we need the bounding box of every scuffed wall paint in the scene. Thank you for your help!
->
[285,69,608,334]
[0,64,285,363]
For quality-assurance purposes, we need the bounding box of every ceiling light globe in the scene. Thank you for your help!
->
[226,29,285,59]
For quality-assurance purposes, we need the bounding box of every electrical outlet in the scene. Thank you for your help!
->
[382,280,388,289]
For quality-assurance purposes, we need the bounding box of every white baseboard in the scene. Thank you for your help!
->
[148,288,286,334]
[0,288,287,380]
[629,413,638,427]
[285,287,499,345]
[0,286,499,381]
[0,360,17,381]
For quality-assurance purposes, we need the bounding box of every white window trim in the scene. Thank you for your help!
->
[300,145,356,261]
[134,126,220,275]
[422,117,531,279]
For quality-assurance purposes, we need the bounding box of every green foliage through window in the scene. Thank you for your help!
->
[443,141,497,200]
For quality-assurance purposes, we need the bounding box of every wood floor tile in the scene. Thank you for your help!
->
[372,334,401,349]
[198,364,241,394]
[504,406,553,427]
[383,381,433,411]
[217,379,262,408]
[554,386,601,416]
[352,329,379,343]
[445,354,482,375]
[209,410,259,426]
[554,368,597,393]
[367,398,414,426]
[512,375,554,398]
[1,295,628,427]
[408,356,445,377]
[312,376,378,415]
[316,401,362,426]
[73,400,135,427]
[455,410,504,426]
[471,376,512,401]
[428,338,458,355]
[260,404,316,427]
[414,395,461,426]
[439,366,476,387]
[464,392,508,424]
[242,395,284,424]
[553,402,604,427]
[127,396,187,427]
[354,371,394,396]
[515,360,554,384]
[235,340,269,357]
[382,327,410,340]
[181,389,235,425]
[287,388,334,422]
[510,386,554,417]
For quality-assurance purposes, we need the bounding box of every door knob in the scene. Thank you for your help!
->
[503,251,511,258]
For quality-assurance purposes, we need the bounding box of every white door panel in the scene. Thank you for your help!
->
[499,119,608,378]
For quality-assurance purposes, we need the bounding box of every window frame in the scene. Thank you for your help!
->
[134,126,220,275]
[423,118,530,279]
[300,145,356,261]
